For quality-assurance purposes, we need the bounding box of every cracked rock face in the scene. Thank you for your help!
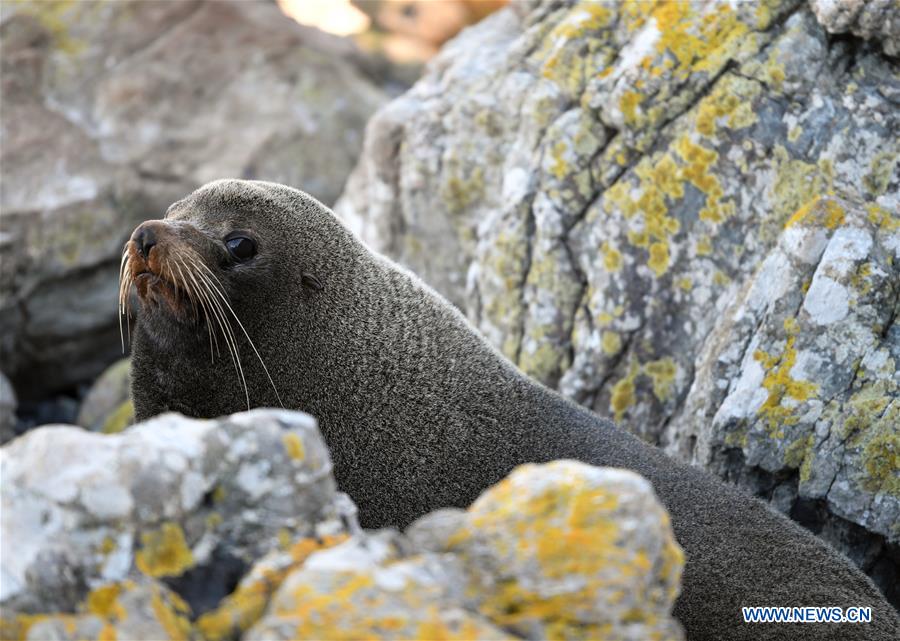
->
[1,411,683,641]
[0,0,386,399]
[336,0,899,600]
[809,0,900,56]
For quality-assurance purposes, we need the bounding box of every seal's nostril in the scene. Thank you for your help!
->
[134,226,157,259]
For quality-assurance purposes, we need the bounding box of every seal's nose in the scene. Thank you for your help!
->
[132,224,157,259]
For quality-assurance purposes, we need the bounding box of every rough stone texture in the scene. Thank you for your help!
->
[1,412,684,640]
[246,534,515,641]
[336,0,900,597]
[0,0,386,400]
[447,462,684,641]
[76,358,133,433]
[0,371,16,445]
[666,195,900,603]
[7,580,194,641]
[809,0,900,56]
[0,409,352,617]
[247,461,683,641]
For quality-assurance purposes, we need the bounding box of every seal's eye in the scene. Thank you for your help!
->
[226,236,256,261]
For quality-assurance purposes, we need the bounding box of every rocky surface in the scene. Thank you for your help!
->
[809,0,900,56]
[76,358,133,434]
[0,371,16,445]
[0,410,683,641]
[0,0,387,400]
[336,0,900,600]
[666,196,899,558]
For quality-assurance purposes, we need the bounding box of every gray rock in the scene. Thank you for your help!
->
[246,461,683,641]
[0,371,16,444]
[76,358,132,433]
[0,0,386,399]
[0,409,353,616]
[335,0,900,596]
[20,580,192,641]
[809,0,900,55]
[666,194,899,546]
[1,410,685,640]
[405,507,467,553]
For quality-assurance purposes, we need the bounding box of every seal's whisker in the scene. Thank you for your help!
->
[171,257,201,326]
[193,260,284,409]
[188,258,250,410]
[191,265,248,409]
[174,253,221,364]
[186,259,241,378]
[118,246,132,353]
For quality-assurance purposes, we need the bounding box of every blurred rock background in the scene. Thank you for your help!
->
[1,0,898,628]
[1,0,498,431]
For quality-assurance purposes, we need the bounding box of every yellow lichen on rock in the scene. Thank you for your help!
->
[135,522,195,578]
[754,337,819,436]
[282,432,306,462]
[449,461,684,640]
[785,196,846,230]
[611,362,640,420]
[150,588,192,641]
[197,534,348,641]
[86,584,126,622]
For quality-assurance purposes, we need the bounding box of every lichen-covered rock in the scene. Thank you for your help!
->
[76,358,133,433]
[247,461,683,641]
[665,195,899,598]
[336,0,900,597]
[0,0,386,399]
[2,410,684,640]
[447,462,683,641]
[2,579,193,641]
[246,533,515,641]
[0,371,16,445]
[0,409,353,617]
[809,0,900,55]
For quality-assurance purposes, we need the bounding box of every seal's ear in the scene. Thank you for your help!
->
[301,273,323,291]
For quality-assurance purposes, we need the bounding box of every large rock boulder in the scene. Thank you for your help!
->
[335,0,899,598]
[0,409,349,617]
[0,410,683,640]
[0,0,386,400]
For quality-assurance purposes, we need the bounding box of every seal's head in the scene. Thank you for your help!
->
[122,179,345,414]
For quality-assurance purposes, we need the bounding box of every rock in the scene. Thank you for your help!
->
[247,461,683,641]
[2,410,685,639]
[809,0,900,55]
[336,0,900,596]
[405,507,468,552]
[446,461,684,641]
[0,409,354,616]
[245,533,515,641]
[5,580,193,641]
[665,194,900,602]
[76,358,133,433]
[0,371,16,444]
[0,0,387,400]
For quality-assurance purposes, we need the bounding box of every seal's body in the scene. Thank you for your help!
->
[128,180,897,641]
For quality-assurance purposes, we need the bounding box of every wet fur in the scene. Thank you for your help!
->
[131,180,899,640]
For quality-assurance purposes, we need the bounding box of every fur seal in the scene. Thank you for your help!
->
[126,179,898,640]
